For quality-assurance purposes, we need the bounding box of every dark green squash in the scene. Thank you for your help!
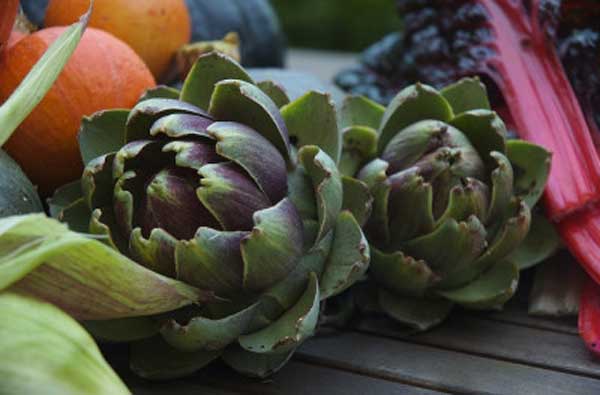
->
[185,0,286,68]
[0,149,43,217]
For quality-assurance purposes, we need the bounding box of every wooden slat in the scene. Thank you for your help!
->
[479,304,579,335]
[120,360,447,395]
[355,313,597,378]
[297,331,600,395]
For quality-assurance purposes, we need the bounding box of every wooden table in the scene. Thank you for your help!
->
[110,50,599,394]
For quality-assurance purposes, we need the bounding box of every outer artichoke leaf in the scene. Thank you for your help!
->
[149,113,213,140]
[209,79,292,164]
[281,91,341,164]
[0,294,131,395]
[89,208,128,253]
[0,214,212,320]
[129,228,177,277]
[298,146,343,242]
[339,125,378,176]
[257,80,291,108]
[222,346,295,379]
[506,212,560,270]
[112,171,138,237]
[162,140,220,173]
[160,302,261,352]
[176,227,247,297]
[370,247,436,297]
[342,176,373,227]
[82,154,115,210]
[436,260,519,310]
[287,166,318,222]
[378,83,454,154]
[506,140,551,208]
[113,140,168,180]
[487,151,515,223]
[440,77,492,113]
[84,317,160,343]
[442,200,530,289]
[138,85,180,102]
[450,110,507,171]
[180,52,254,111]
[436,178,489,226]
[208,121,288,203]
[403,216,487,278]
[378,288,454,331]
[48,180,83,218]
[241,198,304,291]
[126,98,210,142]
[363,176,392,246]
[320,211,370,299]
[197,162,271,231]
[238,272,319,355]
[339,95,386,130]
[356,157,389,188]
[130,336,221,380]
[78,110,129,166]
[55,199,92,234]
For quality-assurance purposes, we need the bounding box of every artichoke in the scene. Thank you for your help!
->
[339,78,553,330]
[51,53,371,379]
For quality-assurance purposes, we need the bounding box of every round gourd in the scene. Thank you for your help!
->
[45,0,191,80]
[185,0,285,67]
[0,0,19,51]
[0,150,43,217]
[0,27,155,195]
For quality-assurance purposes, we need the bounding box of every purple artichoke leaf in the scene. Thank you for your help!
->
[82,154,116,209]
[162,140,221,172]
[129,228,178,277]
[90,208,129,253]
[149,113,214,140]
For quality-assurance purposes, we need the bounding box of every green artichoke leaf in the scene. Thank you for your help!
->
[436,178,489,226]
[506,140,552,208]
[370,247,437,297]
[209,79,292,164]
[341,176,373,227]
[281,91,341,164]
[222,346,295,379]
[298,145,343,242]
[177,227,247,297]
[241,198,304,291]
[320,211,370,299]
[78,110,129,165]
[378,83,454,154]
[505,212,561,270]
[84,317,160,343]
[487,151,515,223]
[180,52,254,110]
[48,181,90,233]
[287,166,318,222]
[48,181,83,218]
[0,214,213,320]
[89,208,128,253]
[130,228,178,277]
[340,125,378,176]
[160,302,261,352]
[339,95,386,130]
[130,336,221,380]
[357,157,389,188]
[0,293,131,395]
[449,110,507,171]
[82,153,115,210]
[138,85,181,102]
[257,80,291,108]
[440,77,492,113]
[378,288,454,331]
[436,260,519,310]
[238,272,320,355]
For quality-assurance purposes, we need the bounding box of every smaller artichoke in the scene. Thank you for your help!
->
[49,53,371,378]
[340,78,554,330]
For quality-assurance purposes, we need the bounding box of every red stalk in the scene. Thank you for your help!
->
[579,279,600,357]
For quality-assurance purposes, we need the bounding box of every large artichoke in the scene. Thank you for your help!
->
[50,53,371,378]
[339,78,553,330]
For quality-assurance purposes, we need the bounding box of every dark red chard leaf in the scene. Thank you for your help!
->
[579,279,600,357]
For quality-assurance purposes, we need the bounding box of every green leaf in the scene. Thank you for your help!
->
[222,346,295,378]
[281,91,342,163]
[378,288,454,331]
[48,181,83,219]
[437,260,519,309]
[339,95,385,130]
[440,77,491,113]
[506,140,551,208]
[238,272,320,354]
[0,7,91,146]
[138,85,180,102]
[257,80,291,108]
[0,214,212,320]
[181,52,253,110]
[0,293,130,395]
[78,110,129,165]
[507,212,561,270]
[84,317,160,343]
[341,176,373,227]
[370,247,436,297]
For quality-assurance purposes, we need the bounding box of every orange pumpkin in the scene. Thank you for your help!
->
[0,0,19,52]
[45,0,191,80]
[0,27,156,195]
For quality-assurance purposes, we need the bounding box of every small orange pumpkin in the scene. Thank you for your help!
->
[0,27,156,195]
[0,0,19,52]
[45,0,191,80]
